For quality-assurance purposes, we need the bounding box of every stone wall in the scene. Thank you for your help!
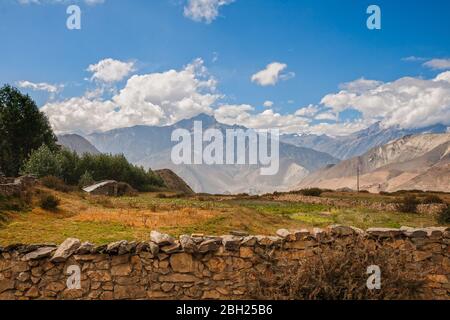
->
[0,176,37,197]
[0,226,449,300]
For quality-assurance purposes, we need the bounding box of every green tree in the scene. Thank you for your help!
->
[57,149,81,185]
[21,145,62,178]
[78,171,95,189]
[0,85,57,176]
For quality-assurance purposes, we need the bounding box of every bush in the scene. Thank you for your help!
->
[396,195,420,213]
[78,171,95,189]
[39,193,60,211]
[300,188,323,197]
[21,145,61,178]
[438,206,450,224]
[421,195,444,204]
[250,237,426,300]
[41,176,71,193]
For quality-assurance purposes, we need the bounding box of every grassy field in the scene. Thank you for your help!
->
[0,187,448,245]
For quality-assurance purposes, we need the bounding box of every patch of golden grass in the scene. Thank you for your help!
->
[71,207,219,230]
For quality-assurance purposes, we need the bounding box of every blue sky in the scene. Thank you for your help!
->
[1,0,450,135]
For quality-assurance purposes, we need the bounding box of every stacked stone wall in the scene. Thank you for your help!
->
[0,226,449,300]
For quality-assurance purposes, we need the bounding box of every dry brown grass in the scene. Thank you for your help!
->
[250,236,428,300]
[71,207,219,230]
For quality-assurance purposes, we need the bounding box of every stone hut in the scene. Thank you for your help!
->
[83,180,136,197]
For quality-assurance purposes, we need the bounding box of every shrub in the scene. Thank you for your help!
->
[438,205,450,224]
[78,171,95,189]
[300,188,323,197]
[396,195,420,213]
[250,237,426,300]
[39,193,60,211]
[21,145,61,178]
[421,195,444,204]
[41,176,71,193]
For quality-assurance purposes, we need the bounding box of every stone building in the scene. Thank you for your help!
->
[83,180,136,197]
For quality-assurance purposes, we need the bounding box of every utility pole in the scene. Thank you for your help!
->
[357,157,361,193]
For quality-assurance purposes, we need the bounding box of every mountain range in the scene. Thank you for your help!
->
[83,114,338,194]
[281,122,448,160]
[297,133,450,193]
[57,114,450,194]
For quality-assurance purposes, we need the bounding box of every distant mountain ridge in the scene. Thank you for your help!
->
[297,133,450,193]
[281,122,448,160]
[84,114,339,194]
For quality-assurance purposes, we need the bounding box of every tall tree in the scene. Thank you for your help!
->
[0,85,57,176]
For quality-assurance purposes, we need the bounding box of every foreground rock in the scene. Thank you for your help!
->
[50,238,81,262]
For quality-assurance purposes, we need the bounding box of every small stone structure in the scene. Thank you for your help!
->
[83,181,136,197]
[0,176,37,197]
[0,226,448,300]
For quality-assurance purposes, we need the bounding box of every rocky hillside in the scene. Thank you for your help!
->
[155,169,194,195]
[297,133,450,193]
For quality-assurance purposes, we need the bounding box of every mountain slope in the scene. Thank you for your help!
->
[57,134,101,155]
[297,133,450,192]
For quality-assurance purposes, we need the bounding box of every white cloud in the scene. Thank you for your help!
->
[314,112,338,121]
[42,97,119,133]
[213,103,370,136]
[321,72,450,129]
[339,78,383,94]
[295,104,319,117]
[251,62,295,86]
[263,100,274,108]
[306,120,372,137]
[43,58,220,134]
[435,71,450,83]
[401,56,427,62]
[215,105,309,134]
[184,0,234,24]
[17,80,63,94]
[87,58,136,83]
[423,58,450,70]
